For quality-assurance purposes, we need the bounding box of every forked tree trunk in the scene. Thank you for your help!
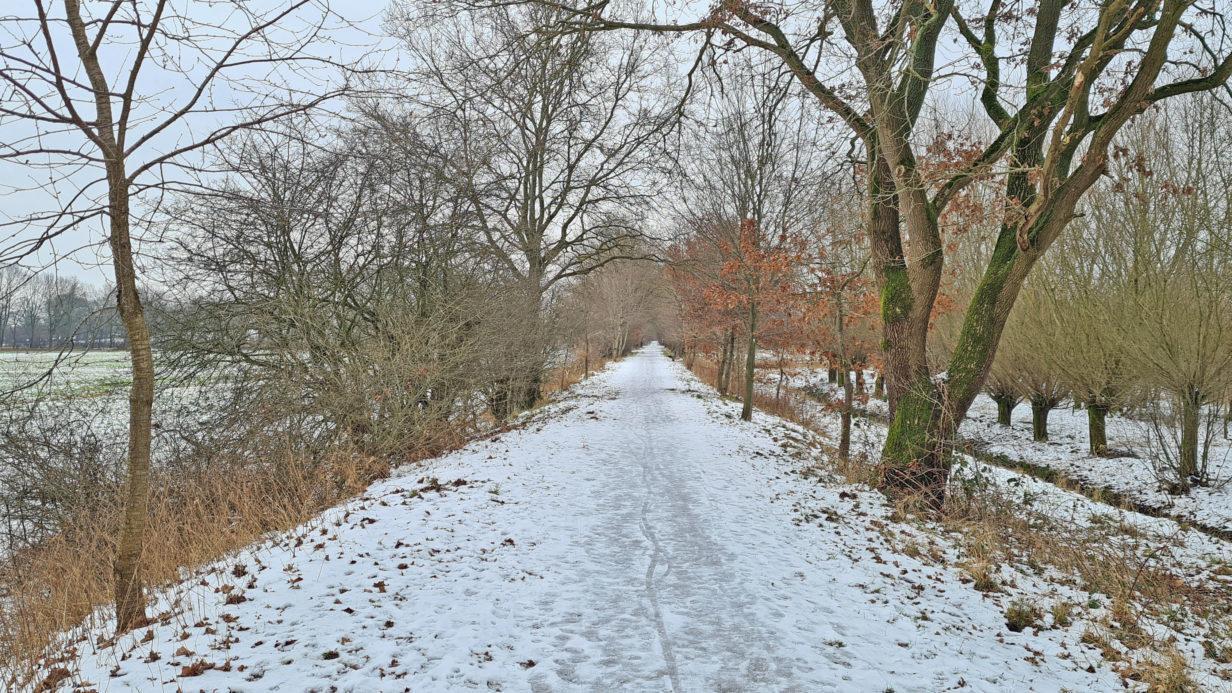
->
[1087,402,1109,456]
[880,375,950,510]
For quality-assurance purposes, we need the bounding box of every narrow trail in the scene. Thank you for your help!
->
[58,345,1124,692]
[636,386,682,692]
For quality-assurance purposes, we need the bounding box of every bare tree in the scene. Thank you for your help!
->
[0,266,26,348]
[388,3,672,409]
[672,59,836,421]
[0,0,356,631]
[512,0,1232,507]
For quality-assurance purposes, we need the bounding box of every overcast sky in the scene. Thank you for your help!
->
[0,0,394,287]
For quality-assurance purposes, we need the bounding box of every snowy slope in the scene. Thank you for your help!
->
[42,346,1133,691]
[779,366,1232,533]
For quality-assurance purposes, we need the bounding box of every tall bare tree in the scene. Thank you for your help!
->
[389,3,673,409]
[0,0,355,631]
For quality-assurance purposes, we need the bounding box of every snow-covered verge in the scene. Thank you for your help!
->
[962,396,1232,531]
[777,365,1232,534]
[23,347,1232,691]
[752,364,1232,688]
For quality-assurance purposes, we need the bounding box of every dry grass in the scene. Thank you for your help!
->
[2,353,607,691]
[941,483,1232,684]
[688,356,811,424]
[0,447,398,689]
[1123,647,1200,692]
[539,352,611,400]
[943,486,1205,616]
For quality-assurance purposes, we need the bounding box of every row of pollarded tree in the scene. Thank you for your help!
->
[931,98,1232,495]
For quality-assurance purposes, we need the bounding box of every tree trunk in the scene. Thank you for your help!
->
[741,303,756,421]
[873,372,885,399]
[1087,402,1109,456]
[1178,389,1201,488]
[880,376,949,510]
[583,334,590,379]
[854,367,866,394]
[490,382,513,421]
[827,365,837,384]
[1031,397,1051,442]
[839,361,853,461]
[716,333,730,394]
[775,351,785,402]
[993,394,1015,427]
[719,328,729,394]
[109,178,155,634]
[520,369,542,410]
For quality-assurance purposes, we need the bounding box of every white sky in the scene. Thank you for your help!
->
[0,0,393,287]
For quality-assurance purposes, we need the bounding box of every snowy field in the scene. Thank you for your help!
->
[0,351,222,554]
[31,346,1232,691]
[0,350,132,400]
[777,365,1232,533]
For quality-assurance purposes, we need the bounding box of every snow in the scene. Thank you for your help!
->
[758,365,1232,688]
[961,396,1232,532]
[0,350,131,399]
[779,365,1232,533]
[40,345,1140,692]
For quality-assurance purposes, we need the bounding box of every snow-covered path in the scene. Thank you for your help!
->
[56,345,1123,692]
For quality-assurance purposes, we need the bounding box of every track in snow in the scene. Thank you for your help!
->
[54,344,1121,692]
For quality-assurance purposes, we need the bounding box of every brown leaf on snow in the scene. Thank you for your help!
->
[180,659,215,677]
[34,667,70,692]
